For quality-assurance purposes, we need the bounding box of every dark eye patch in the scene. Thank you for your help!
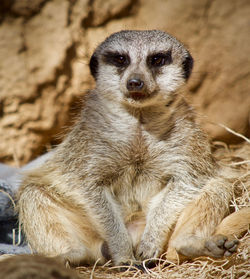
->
[182,53,193,80]
[103,52,130,68]
[147,51,172,68]
[89,53,98,79]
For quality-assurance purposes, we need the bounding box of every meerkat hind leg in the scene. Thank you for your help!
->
[18,182,104,266]
[175,208,250,259]
[166,180,244,261]
[166,206,250,262]
[174,206,250,260]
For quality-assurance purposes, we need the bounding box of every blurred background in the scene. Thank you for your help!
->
[0,0,249,166]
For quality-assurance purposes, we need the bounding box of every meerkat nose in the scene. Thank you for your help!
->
[127,78,144,91]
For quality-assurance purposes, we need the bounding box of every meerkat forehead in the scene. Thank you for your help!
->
[98,30,187,61]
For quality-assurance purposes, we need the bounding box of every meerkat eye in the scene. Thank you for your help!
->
[152,55,165,66]
[114,55,127,65]
[149,52,172,67]
[104,52,130,68]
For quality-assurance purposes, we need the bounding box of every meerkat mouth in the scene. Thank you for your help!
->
[128,91,151,101]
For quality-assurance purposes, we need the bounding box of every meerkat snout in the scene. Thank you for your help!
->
[126,74,148,101]
[127,77,144,92]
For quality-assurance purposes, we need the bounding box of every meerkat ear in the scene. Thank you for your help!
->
[89,53,99,79]
[182,52,193,80]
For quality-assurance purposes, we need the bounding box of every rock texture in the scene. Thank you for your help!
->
[0,0,249,165]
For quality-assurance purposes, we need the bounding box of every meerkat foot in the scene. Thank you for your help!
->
[204,234,239,257]
[173,234,239,259]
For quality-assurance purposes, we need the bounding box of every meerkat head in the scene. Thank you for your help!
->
[89,30,193,107]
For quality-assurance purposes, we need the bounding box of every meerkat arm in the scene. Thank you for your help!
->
[136,178,200,260]
[81,186,135,265]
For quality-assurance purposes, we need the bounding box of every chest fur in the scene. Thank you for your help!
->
[103,126,170,211]
[83,107,183,211]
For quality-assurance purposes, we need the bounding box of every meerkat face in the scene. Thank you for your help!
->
[89,30,193,107]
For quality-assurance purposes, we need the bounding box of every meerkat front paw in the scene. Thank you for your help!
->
[101,240,145,271]
[136,237,162,260]
[119,260,146,272]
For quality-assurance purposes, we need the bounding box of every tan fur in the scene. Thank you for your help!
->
[17,30,249,267]
[215,207,250,238]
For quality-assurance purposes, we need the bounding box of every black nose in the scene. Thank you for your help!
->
[127,78,144,91]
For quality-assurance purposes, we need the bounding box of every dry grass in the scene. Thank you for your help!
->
[76,141,250,279]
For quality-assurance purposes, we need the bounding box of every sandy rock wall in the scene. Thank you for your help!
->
[0,0,249,165]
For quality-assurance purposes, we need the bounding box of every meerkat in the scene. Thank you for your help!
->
[17,30,249,268]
